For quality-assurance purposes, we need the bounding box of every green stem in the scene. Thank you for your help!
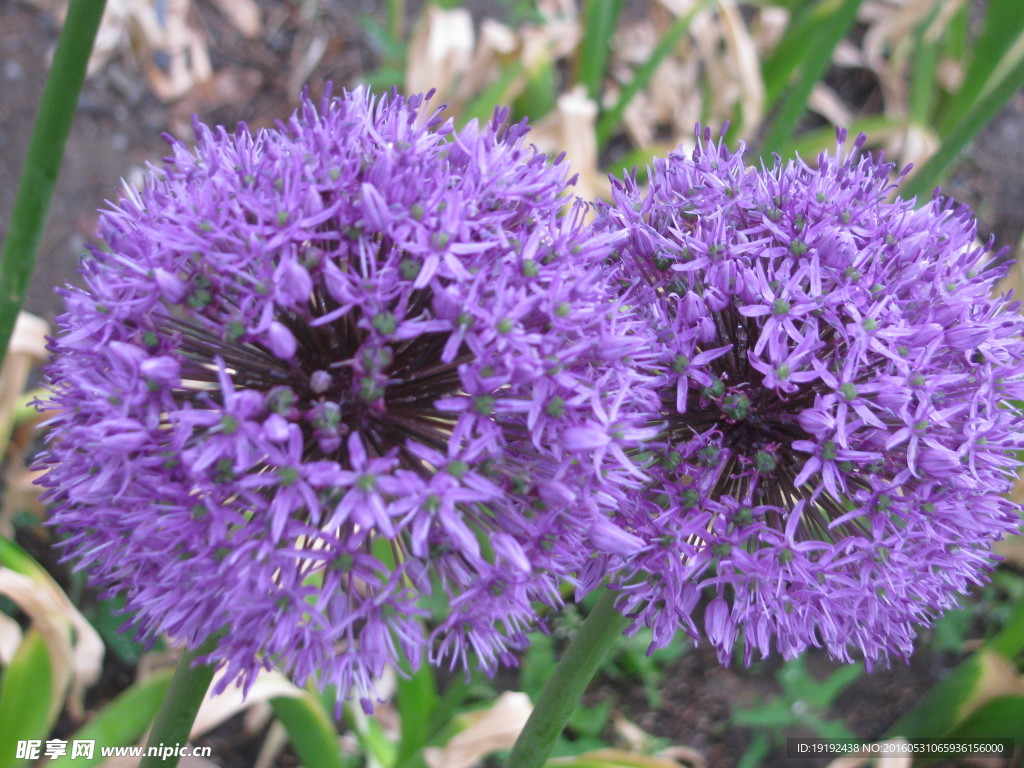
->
[139,637,220,768]
[0,0,106,368]
[505,588,630,768]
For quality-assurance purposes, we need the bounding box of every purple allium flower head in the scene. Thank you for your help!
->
[37,86,652,708]
[594,128,1024,666]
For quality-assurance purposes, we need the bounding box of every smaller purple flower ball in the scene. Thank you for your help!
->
[37,87,651,708]
[594,129,1024,666]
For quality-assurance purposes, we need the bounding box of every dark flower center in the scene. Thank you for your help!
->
[661,304,868,535]
[161,279,464,475]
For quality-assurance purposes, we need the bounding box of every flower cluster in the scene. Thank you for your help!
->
[40,81,1024,703]
[594,130,1024,666]
[37,87,654,707]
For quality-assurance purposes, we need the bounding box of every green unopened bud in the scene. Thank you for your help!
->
[702,377,725,399]
[722,393,750,421]
[754,450,777,473]
[698,444,720,466]
[680,489,701,509]
[671,354,690,373]
[372,312,397,335]
[447,460,470,479]
[546,396,566,418]
[400,258,421,280]
[734,507,754,527]
[360,377,384,402]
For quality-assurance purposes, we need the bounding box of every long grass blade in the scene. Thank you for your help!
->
[0,631,54,768]
[595,1,707,149]
[394,660,439,768]
[0,0,106,369]
[776,116,899,161]
[760,0,837,110]
[901,52,1024,201]
[575,0,624,103]
[516,57,559,124]
[938,0,1024,135]
[909,5,942,125]
[45,671,175,768]
[271,693,347,768]
[758,0,863,153]
[461,61,527,127]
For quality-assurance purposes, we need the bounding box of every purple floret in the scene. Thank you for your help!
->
[594,129,1024,666]
[37,87,653,707]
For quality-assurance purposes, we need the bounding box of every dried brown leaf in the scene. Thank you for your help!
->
[1,313,50,535]
[0,312,48,449]
[892,122,940,178]
[538,0,576,18]
[405,6,475,104]
[659,745,708,768]
[524,10,579,62]
[750,6,789,54]
[145,0,213,101]
[859,0,965,134]
[252,721,289,768]
[716,0,765,133]
[995,235,1024,301]
[190,667,304,738]
[423,691,532,768]
[609,712,706,767]
[655,0,700,16]
[808,83,854,127]
[0,568,75,723]
[287,32,329,95]
[453,19,520,107]
[209,0,261,37]
[612,711,652,752]
[994,532,1024,570]
[2,465,48,535]
[0,611,23,666]
[532,86,606,203]
[549,750,688,767]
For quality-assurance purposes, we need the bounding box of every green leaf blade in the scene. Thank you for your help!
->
[0,631,56,768]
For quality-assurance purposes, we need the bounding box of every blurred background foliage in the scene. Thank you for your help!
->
[1,0,1024,766]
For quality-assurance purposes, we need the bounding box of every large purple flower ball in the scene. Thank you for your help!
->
[38,87,651,707]
[595,130,1024,666]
